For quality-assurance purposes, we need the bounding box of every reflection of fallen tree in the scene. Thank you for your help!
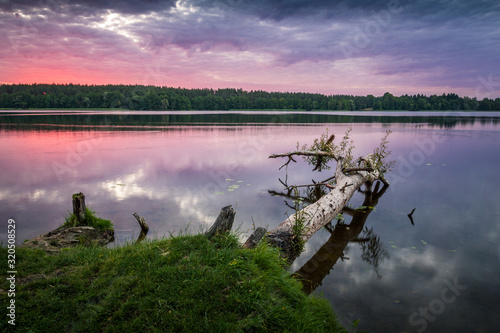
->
[293,181,389,294]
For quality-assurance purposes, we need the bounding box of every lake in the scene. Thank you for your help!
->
[1,110,500,332]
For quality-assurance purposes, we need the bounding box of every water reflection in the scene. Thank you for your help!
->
[0,124,324,243]
[2,110,500,130]
[1,112,500,333]
[281,181,389,292]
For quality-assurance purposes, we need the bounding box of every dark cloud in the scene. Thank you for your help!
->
[0,0,499,95]
[0,0,177,15]
[194,0,407,21]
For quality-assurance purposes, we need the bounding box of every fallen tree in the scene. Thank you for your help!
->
[262,129,394,261]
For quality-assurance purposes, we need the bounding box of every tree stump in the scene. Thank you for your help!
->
[205,205,235,239]
[72,192,86,225]
[243,227,267,249]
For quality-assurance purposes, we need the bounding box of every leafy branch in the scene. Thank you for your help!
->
[294,128,394,179]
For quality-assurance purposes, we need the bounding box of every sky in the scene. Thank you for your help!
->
[0,0,499,98]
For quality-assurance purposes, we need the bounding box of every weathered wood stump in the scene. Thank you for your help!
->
[72,192,86,225]
[205,205,235,239]
[21,192,114,253]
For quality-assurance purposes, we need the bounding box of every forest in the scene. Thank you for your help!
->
[1,83,499,111]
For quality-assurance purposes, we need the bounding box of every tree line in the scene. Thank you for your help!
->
[1,84,499,111]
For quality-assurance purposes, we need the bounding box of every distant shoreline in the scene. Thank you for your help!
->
[2,108,500,112]
[2,84,499,111]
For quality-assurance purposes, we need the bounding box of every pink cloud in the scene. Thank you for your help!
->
[1,1,499,98]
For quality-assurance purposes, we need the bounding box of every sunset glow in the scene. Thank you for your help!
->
[1,0,499,98]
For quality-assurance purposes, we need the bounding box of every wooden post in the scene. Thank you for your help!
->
[205,205,235,239]
[72,192,86,225]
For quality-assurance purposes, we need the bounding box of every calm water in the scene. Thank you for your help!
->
[1,111,500,332]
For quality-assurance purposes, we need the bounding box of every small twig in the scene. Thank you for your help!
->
[278,176,288,188]
[267,190,314,204]
[407,208,416,226]
[340,182,353,193]
[279,156,296,170]
[326,133,335,145]
[320,175,336,183]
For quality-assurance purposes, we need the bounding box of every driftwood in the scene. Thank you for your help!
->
[205,205,235,239]
[133,213,150,243]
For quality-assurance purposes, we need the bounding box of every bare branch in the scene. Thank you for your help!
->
[278,156,297,170]
[288,183,336,190]
[340,182,353,193]
[320,175,336,183]
[269,151,338,160]
[326,133,335,145]
[268,190,314,205]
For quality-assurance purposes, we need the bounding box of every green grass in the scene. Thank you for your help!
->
[0,233,348,332]
[63,207,113,231]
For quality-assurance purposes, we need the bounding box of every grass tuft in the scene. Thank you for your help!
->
[63,207,113,231]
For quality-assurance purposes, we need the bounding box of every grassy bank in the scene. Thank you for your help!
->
[1,233,349,332]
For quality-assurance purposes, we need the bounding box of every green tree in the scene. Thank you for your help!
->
[382,92,395,110]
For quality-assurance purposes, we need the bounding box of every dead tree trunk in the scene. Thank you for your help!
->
[72,192,86,225]
[205,205,235,239]
[266,155,389,260]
